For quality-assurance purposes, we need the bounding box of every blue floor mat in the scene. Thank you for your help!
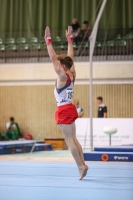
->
[0,161,133,200]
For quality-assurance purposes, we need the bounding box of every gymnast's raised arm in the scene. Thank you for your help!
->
[44,26,65,77]
[45,26,76,77]
[66,26,76,77]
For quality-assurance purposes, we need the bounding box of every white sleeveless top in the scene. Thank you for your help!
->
[54,73,75,106]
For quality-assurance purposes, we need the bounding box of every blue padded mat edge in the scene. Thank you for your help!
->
[94,146,133,152]
[0,140,37,148]
[84,151,133,162]
[0,143,52,154]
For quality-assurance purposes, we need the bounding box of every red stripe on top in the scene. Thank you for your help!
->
[66,73,71,85]
[66,73,75,86]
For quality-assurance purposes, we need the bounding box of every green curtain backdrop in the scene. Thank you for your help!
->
[0,0,133,36]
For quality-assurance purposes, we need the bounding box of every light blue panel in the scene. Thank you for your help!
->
[0,161,133,200]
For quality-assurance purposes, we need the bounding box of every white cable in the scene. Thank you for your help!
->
[29,130,43,155]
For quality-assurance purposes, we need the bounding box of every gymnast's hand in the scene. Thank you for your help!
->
[45,26,51,39]
[66,26,73,38]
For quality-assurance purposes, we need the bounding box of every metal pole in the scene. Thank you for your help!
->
[89,39,93,152]
[109,135,111,146]
[89,0,107,152]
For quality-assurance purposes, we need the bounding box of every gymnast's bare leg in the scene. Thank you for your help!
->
[59,123,88,180]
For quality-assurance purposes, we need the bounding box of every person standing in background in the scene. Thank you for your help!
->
[74,99,84,118]
[71,18,81,45]
[97,96,107,118]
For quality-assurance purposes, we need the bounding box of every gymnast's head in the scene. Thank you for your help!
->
[57,54,73,71]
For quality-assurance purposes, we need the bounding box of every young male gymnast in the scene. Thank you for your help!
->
[45,26,88,180]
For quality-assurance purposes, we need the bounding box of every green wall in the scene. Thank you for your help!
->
[0,0,132,34]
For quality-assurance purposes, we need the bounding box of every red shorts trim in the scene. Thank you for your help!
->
[55,103,78,124]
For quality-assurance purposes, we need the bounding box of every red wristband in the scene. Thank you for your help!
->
[45,37,52,44]
[67,36,74,42]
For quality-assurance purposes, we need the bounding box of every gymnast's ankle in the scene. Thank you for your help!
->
[79,165,88,180]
